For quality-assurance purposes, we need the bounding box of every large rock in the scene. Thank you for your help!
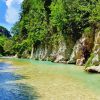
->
[86,66,100,73]
[76,57,85,66]
[68,34,93,65]
[54,55,64,63]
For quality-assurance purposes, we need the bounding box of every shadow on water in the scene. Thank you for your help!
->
[0,62,11,70]
[0,62,40,100]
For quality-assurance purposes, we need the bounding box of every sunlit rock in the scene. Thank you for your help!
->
[86,66,100,73]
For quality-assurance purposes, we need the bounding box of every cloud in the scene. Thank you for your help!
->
[5,0,23,24]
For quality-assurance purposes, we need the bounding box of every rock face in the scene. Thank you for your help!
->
[30,29,100,67]
[91,31,100,66]
[68,34,93,65]
[85,31,100,72]
[32,35,74,62]
[86,31,100,67]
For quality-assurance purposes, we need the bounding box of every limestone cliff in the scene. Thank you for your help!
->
[85,31,100,72]
[32,35,75,63]
[68,33,94,65]
[86,31,100,67]
[29,27,100,68]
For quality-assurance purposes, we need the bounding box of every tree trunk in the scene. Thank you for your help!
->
[30,44,34,59]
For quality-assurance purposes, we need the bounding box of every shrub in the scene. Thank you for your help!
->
[85,53,94,68]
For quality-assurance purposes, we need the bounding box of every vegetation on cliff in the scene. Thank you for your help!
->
[0,26,12,56]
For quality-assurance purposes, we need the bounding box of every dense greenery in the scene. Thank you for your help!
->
[3,0,100,58]
[0,26,12,56]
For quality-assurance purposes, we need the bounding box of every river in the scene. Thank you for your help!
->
[0,58,100,100]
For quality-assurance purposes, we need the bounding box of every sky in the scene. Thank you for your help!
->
[0,0,23,31]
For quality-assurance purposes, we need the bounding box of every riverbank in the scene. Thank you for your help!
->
[0,56,16,59]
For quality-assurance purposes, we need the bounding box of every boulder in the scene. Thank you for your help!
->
[54,55,64,63]
[14,54,18,58]
[86,66,100,73]
[76,57,85,66]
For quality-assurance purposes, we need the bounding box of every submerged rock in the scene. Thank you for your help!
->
[86,66,100,73]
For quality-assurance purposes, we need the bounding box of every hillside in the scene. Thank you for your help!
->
[0,26,11,56]
[0,26,11,38]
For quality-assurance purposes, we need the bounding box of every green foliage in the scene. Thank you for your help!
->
[11,22,20,35]
[85,53,94,68]
[84,27,91,33]
[50,0,67,30]
[0,54,3,57]
[83,27,93,37]
[0,36,7,55]
[3,40,14,55]
[50,33,63,47]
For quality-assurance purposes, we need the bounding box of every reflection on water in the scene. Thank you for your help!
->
[0,62,39,100]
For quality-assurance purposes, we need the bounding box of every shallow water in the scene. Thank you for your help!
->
[0,62,39,100]
[0,58,100,100]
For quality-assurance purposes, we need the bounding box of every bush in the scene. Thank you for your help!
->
[0,54,3,57]
[85,53,94,68]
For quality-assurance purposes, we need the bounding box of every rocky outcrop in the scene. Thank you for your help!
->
[33,44,48,60]
[86,31,100,67]
[86,66,100,73]
[68,34,93,65]
[32,35,74,62]
[91,31,100,66]
[54,55,64,63]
